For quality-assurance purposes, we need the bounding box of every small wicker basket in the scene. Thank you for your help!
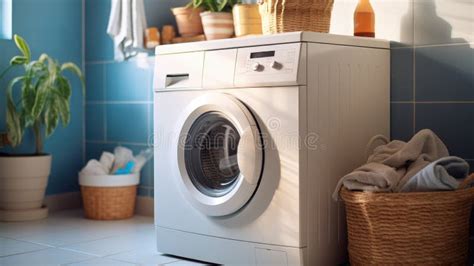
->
[340,174,474,265]
[79,173,139,220]
[81,185,137,220]
[258,0,334,34]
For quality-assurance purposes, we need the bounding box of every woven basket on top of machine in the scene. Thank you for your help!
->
[340,173,474,265]
[257,0,334,34]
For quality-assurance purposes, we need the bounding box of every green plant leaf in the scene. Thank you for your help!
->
[6,101,23,146]
[10,56,28,66]
[205,0,218,11]
[5,76,25,102]
[38,53,48,64]
[5,76,26,146]
[193,0,203,8]
[56,96,71,127]
[217,0,228,12]
[57,77,72,99]
[60,62,85,94]
[14,35,31,63]
[21,83,36,127]
[2,36,82,150]
[44,99,59,137]
[31,82,49,120]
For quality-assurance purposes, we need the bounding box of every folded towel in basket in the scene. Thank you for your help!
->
[332,129,449,200]
[399,156,470,192]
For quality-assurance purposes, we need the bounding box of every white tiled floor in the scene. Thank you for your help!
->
[0,210,211,266]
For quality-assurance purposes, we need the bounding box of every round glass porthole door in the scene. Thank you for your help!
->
[176,93,263,217]
[184,111,241,198]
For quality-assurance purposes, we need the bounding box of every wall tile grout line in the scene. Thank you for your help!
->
[86,101,153,104]
[391,101,474,104]
[85,60,117,65]
[85,57,156,66]
[147,71,151,157]
[411,0,416,136]
[81,0,86,166]
[413,42,474,49]
[85,140,150,146]
[414,101,474,104]
[103,63,107,142]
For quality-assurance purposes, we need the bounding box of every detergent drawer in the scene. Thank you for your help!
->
[154,52,204,90]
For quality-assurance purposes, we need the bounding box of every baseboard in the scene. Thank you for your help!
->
[135,196,154,217]
[43,192,82,212]
[43,192,153,217]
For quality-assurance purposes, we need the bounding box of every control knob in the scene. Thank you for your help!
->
[270,61,282,70]
[252,63,263,72]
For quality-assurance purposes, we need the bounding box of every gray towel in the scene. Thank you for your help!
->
[399,156,470,192]
[333,129,449,200]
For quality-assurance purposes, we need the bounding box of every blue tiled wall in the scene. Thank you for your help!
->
[84,0,187,197]
[85,0,473,199]
[390,0,474,170]
[0,0,83,195]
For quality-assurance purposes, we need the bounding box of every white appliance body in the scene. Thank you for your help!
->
[153,32,390,265]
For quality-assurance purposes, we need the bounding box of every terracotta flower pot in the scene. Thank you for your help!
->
[172,7,204,37]
[200,11,234,40]
[233,4,262,37]
[0,154,51,221]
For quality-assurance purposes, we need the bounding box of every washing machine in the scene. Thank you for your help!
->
[153,32,389,265]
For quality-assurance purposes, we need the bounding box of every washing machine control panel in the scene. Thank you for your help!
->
[234,43,305,87]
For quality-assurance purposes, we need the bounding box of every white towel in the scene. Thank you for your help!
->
[107,0,147,61]
[80,160,108,176]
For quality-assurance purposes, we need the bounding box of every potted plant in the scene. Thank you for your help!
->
[0,35,84,222]
[191,0,238,40]
[171,5,204,38]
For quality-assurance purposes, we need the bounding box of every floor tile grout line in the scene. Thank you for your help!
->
[56,247,102,258]
[102,248,142,259]
[13,232,125,251]
[0,244,51,258]
[0,236,56,249]
[0,235,55,248]
[0,248,52,259]
[55,234,120,249]
[60,253,99,266]
[104,253,182,265]
[0,211,161,265]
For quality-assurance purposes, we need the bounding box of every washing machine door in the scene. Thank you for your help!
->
[176,93,263,216]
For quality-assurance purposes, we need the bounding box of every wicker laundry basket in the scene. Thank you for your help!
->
[258,0,334,34]
[340,174,474,265]
[79,173,139,220]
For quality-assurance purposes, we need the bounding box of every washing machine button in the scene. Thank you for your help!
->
[252,63,264,72]
[270,61,282,70]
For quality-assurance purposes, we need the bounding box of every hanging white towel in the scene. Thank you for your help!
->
[132,0,147,49]
[107,0,147,61]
